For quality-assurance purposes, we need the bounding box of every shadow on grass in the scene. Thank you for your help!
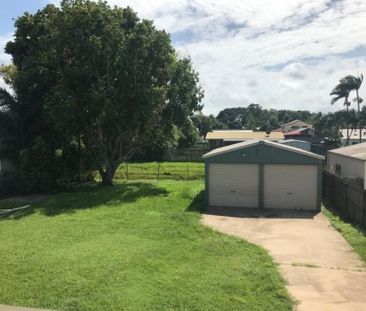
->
[186,190,205,213]
[185,190,318,219]
[2,182,169,220]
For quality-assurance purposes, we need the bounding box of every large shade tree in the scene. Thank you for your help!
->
[5,0,203,185]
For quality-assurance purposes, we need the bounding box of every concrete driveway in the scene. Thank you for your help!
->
[203,207,366,311]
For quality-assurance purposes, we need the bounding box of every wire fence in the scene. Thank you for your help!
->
[114,162,205,181]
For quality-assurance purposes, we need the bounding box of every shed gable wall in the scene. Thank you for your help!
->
[205,144,322,165]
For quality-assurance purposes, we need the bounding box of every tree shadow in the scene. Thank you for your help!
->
[2,182,168,220]
[204,206,318,219]
[186,190,205,213]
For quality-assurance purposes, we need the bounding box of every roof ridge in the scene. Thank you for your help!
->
[203,139,324,160]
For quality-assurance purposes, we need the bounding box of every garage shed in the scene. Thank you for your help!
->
[203,140,325,211]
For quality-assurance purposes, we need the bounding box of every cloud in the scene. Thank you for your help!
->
[34,1,366,114]
[0,33,12,65]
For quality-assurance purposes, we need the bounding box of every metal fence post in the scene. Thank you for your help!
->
[157,163,160,181]
[126,162,129,182]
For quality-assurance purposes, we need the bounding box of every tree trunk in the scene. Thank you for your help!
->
[357,89,362,143]
[100,164,118,186]
[346,104,350,146]
[77,135,81,182]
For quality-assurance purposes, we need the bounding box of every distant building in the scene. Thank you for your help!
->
[340,129,366,146]
[280,120,313,133]
[284,128,319,144]
[327,142,366,190]
[205,130,284,150]
[278,139,311,151]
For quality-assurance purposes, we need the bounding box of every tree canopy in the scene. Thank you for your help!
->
[4,0,203,186]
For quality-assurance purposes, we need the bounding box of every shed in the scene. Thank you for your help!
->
[327,142,366,189]
[278,139,311,151]
[203,140,325,211]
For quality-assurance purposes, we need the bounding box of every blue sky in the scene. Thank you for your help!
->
[1,0,366,115]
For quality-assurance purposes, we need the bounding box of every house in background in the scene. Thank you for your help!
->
[327,142,366,190]
[279,120,313,133]
[278,139,311,151]
[340,129,366,146]
[205,130,284,150]
[284,127,319,144]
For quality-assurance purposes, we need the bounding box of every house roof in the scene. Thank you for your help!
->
[328,142,366,160]
[284,130,303,136]
[203,139,325,160]
[278,139,311,145]
[205,130,284,141]
[282,119,312,126]
[284,128,314,136]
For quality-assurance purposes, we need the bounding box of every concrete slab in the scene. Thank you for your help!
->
[203,208,366,311]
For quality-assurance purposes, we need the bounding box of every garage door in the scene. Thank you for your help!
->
[209,164,259,208]
[264,165,318,210]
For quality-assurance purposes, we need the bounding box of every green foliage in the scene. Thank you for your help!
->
[0,180,292,310]
[216,104,318,130]
[323,207,366,262]
[4,0,203,187]
[192,113,226,137]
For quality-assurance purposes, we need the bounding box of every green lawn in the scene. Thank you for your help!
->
[0,180,292,311]
[113,162,204,181]
[322,206,366,262]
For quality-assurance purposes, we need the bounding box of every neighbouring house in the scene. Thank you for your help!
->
[280,120,313,133]
[284,127,319,144]
[203,140,324,211]
[205,130,284,150]
[278,139,311,151]
[340,129,366,146]
[327,142,366,190]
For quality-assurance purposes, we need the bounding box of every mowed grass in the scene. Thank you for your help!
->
[0,180,292,311]
[323,206,366,262]
[114,162,204,181]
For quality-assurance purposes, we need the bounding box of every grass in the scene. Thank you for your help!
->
[0,180,292,311]
[113,162,204,181]
[322,206,366,262]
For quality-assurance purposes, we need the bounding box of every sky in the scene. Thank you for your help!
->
[1,0,366,115]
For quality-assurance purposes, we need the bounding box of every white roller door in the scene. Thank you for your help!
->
[264,165,318,210]
[208,164,259,208]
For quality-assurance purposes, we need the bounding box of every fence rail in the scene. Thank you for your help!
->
[162,148,209,162]
[323,171,366,228]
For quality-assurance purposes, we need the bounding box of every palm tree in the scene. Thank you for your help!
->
[340,74,364,142]
[330,83,351,145]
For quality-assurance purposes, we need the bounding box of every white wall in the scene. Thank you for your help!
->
[327,153,366,189]
[282,121,311,133]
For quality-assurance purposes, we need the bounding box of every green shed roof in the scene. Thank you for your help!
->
[203,139,325,160]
